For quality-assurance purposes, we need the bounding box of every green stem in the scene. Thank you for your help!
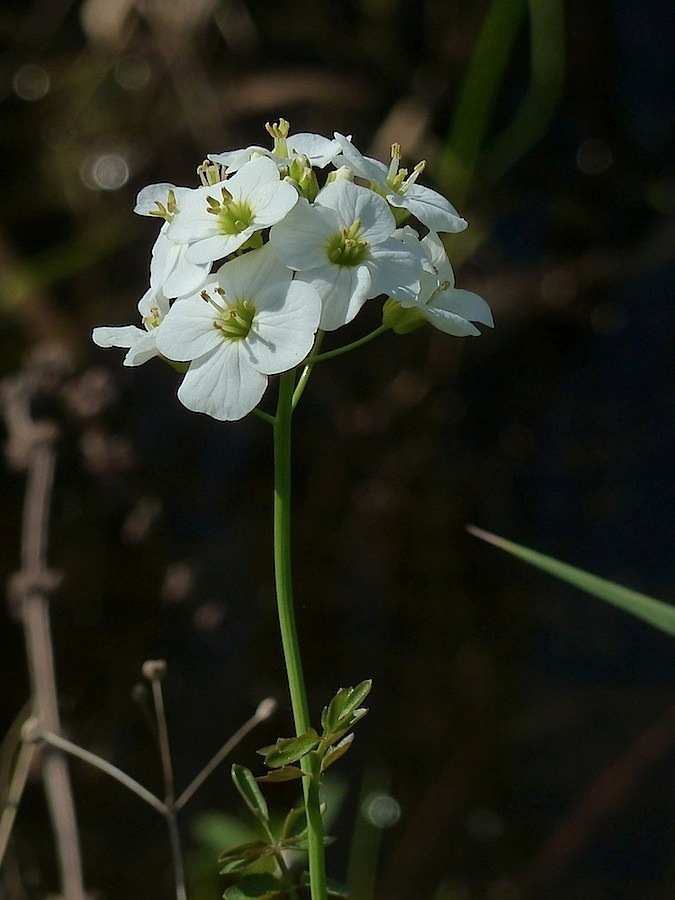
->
[292,331,325,409]
[273,370,327,900]
[303,324,389,365]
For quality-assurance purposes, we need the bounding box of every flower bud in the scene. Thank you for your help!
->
[382,298,426,334]
[326,165,354,184]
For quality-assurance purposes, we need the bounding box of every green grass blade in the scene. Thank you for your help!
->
[467,525,675,636]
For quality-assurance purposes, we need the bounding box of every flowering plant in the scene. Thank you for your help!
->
[93,118,492,899]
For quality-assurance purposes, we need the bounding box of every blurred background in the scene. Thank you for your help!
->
[1,0,675,897]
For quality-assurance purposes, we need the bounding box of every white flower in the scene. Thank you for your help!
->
[270,180,423,331]
[92,226,211,365]
[384,231,493,336]
[154,245,321,421]
[209,118,344,173]
[334,133,467,234]
[92,286,170,367]
[167,156,299,266]
[134,184,212,298]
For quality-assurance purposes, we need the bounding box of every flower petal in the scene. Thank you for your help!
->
[430,288,494,328]
[390,183,467,234]
[155,292,224,361]
[247,281,321,373]
[177,342,267,421]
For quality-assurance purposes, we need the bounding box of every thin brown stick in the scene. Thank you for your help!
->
[2,365,87,900]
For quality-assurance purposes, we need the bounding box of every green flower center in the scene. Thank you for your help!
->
[142,305,163,330]
[325,220,369,266]
[201,289,256,341]
[206,188,255,236]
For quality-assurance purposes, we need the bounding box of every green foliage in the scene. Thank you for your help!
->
[468,526,675,636]
[258,730,320,769]
[220,683,371,896]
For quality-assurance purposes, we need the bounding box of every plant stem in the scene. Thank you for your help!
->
[303,325,388,366]
[273,370,326,900]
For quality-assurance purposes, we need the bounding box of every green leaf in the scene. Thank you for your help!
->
[222,872,286,898]
[468,526,675,636]
[260,729,319,768]
[218,839,275,873]
[326,880,351,898]
[231,765,269,823]
[281,804,307,841]
[298,872,349,896]
[321,733,354,772]
[256,765,304,783]
[321,681,372,736]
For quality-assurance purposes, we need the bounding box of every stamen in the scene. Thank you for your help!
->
[265,118,290,157]
[200,289,227,314]
[149,190,178,222]
[387,142,401,182]
[197,159,226,186]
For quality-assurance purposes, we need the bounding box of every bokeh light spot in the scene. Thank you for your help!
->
[362,791,401,828]
[80,153,130,191]
[576,138,613,175]
[13,64,50,101]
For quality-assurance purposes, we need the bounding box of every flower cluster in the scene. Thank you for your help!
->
[93,119,493,421]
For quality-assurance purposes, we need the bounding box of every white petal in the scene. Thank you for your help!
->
[92,325,146,349]
[423,306,481,337]
[298,265,372,331]
[288,133,343,167]
[270,200,337,270]
[391,183,467,233]
[431,288,494,328]
[367,239,423,303]
[249,178,298,227]
[92,325,159,367]
[155,294,223,361]
[229,155,281,201]
[184,231,250,265]
[177,342,267,421]
[208,146,270,172]
[247,281,321,373]
[333,133,389,185]
[137,285,169,319]
[316,181,394,243]
[420,232,456,287]
[215,243,291,302]
[134,184,191,217]
[124,332,161,366]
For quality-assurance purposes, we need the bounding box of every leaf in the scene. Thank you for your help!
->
[256,765,304,783]
[218,839,275,874]
[231,765,269,823]
[298,872,349,896]
[222,872,286,899]
[326,880,351,898]
[281,804,307,841]
[260,729,319,768]
[321,681,372,736]
[468,526,675,636]
[321,733,354,772]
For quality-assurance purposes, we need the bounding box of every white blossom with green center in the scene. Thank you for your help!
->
[91,231,209,366]
[167,156,299,266]
[270,180,423,331]
[133,185,212,298]
[383,229,494,336]
[334,133,468,234]
[154,244,321,421]
[209,117,344,174]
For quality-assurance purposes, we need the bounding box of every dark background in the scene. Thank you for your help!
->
[1,1,675,898]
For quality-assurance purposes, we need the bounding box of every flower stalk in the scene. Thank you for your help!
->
[273,370,327,899]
